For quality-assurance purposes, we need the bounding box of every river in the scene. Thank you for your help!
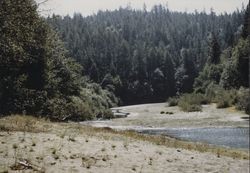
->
[137,127,249,149]
[82,103,250,149]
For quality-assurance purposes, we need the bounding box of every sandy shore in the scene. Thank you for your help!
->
[0,115,249,173]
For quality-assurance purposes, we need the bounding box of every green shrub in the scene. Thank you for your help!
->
[236,88,250,115]
[205,84,237,108]
[46,97,94,121]
[246,103,250,115]
[213,89,237,109]
[178,93,203,112]
[178,101,202,112]
[216,100,230,108]
[167,97,178,106]
[102,109,114,119]
[205,83,221,102]
[179,93,209,105]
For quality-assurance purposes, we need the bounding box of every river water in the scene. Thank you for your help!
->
[137,127,249,149]
[82,119,249,149]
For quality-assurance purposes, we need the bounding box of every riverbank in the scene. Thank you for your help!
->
[86,103,249,128]
[0,115,249,173]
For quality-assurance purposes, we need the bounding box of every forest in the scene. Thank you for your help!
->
[0,0,249,121]
[48,5,249,105]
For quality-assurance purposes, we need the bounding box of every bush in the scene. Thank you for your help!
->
[246,104,250,115]
[178,93,204,112]
[167,97,178,106]
[102,109,114,119]
[178,101,202,112]
[236,88,250,115]
[216,100,230,108]
[205,83,221,102]
[205,84,237,108]
[46,97,94,121]
[213,89,237,109]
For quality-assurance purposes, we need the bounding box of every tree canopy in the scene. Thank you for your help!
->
[0,0,118,120]
[48,5,246,104]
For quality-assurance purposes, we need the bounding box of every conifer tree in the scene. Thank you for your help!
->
[207,33,221,64]
[242,2,250,39]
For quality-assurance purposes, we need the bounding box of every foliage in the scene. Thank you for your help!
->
[194,63,224,93]
[194,3,249,110]
[215,89,238,109]
[207,33,221,64]
[0,0,117,121]
[204,84,239,109]
[236,88,250,115]
[177,93,208,112]
[48,6,244,104]
[0,0,249,120]
[167,97,179,107]
[241,3,250,39]
[220,38,250,89]
[102,109,114,119]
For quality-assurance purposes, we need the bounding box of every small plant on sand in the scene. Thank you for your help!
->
[156,150,162,155]
[32,141,36,147]
[53,154,59,160]
[59,130,67,139]
[51,148,59,160]
[102,155,109,162]
[111,145,116,150]
[51,148,57,155]
[20,133,26,143]
[12,144,18,166]
[148,157,153,165]
[12,144,18,149]
[123,141,129,150]
[68,136,76,142]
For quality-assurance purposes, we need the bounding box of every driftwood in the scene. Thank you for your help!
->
[11,160,42,172]
[18,161,33,169]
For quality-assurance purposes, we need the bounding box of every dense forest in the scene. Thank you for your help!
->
[0,0,118,121]
[48,5,248,105]
[0,0,249,121]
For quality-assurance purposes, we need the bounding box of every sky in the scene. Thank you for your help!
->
[37,0,249,17]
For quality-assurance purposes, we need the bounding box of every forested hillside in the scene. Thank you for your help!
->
[0,0,118,121]
[0,0,249,120]
[48,5,246,104]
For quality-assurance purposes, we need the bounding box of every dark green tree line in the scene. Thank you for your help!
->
[48,5,245,104]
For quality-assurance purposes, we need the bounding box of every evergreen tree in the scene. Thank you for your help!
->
[207,33,221,64]
[242,2,250,39]
[47,5,246,104]
[0,0,48,114]
[0,0,117,120]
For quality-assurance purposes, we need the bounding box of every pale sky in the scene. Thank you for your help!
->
[37,0,249,16]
